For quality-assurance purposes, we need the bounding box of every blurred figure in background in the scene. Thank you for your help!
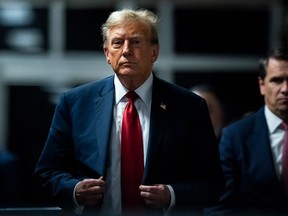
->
[205,48,288,215]
[191,84,226,142]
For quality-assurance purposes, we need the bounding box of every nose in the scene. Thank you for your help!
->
[282,80,288,93]
[122,40,132,56]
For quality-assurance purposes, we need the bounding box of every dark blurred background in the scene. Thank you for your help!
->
[0,0,287,208]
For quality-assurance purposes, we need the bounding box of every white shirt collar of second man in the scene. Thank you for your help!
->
[265,105,283,134]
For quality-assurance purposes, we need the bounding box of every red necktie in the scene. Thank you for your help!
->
[281,121,288,196]
[121,91,144,213]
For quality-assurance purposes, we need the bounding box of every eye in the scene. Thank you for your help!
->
[270,77,284,84]
[132,39,140,44]
[131,38,143,46]
[112,39,123,48]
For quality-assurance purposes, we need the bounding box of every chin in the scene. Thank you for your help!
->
[120,70,137,76]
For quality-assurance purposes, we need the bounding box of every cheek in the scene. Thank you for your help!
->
[107,53,117,65]
[262,86,277,99]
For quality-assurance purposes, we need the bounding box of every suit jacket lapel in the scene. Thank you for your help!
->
[143,76,168,182]
[92,77,115,176]
[246,108,279,182]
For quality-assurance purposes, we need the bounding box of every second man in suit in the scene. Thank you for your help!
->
[206,48,288,215]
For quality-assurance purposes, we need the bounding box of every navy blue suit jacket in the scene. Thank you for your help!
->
[206,107,288,215]
[34,74,224,215]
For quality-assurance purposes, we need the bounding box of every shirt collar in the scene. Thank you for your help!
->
[114,73,153,108]
[265,105,283,133]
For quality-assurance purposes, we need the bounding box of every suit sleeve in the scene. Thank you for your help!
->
[34,93,80,208]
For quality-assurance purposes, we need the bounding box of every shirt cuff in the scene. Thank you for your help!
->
[163,184,175,215]
[73,182,85,215]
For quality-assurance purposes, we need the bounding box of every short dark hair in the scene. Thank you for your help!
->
[259,48,288,79]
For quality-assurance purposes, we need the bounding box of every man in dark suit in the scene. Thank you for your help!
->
[205,48,288,216]
[34,8,224,216]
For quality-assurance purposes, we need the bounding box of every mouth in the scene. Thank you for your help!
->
[278,97,288,104]
[121,61,134,66]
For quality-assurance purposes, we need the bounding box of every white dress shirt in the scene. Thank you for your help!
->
[265,105,286,180]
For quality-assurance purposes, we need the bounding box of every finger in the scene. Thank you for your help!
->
[84,178,105,187]
[139,185,163,193]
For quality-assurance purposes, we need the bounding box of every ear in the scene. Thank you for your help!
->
[258,76,265,96]
[151,44,160,63]
[103,47,111,64]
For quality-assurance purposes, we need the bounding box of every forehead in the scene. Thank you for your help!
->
[108,21,149,39]
[267,58,288,75]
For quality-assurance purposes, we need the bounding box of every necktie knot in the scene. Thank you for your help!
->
[282,122,288,131]
[125,91,139,103]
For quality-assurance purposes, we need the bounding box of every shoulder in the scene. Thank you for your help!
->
[63,76,114,98]
[153,75,202,102]
[223,107,265,134]
[66,75,114,96]
[55,75,114,107]
[151,76,209,119]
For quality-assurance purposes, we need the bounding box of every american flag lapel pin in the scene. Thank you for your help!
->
[160,102,166,110]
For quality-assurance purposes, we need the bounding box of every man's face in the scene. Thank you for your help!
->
[103,21,159,88]
[259,58,288,119]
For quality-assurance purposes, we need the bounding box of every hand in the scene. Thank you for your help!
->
[139,184,171,209]
[75,176,106,206]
